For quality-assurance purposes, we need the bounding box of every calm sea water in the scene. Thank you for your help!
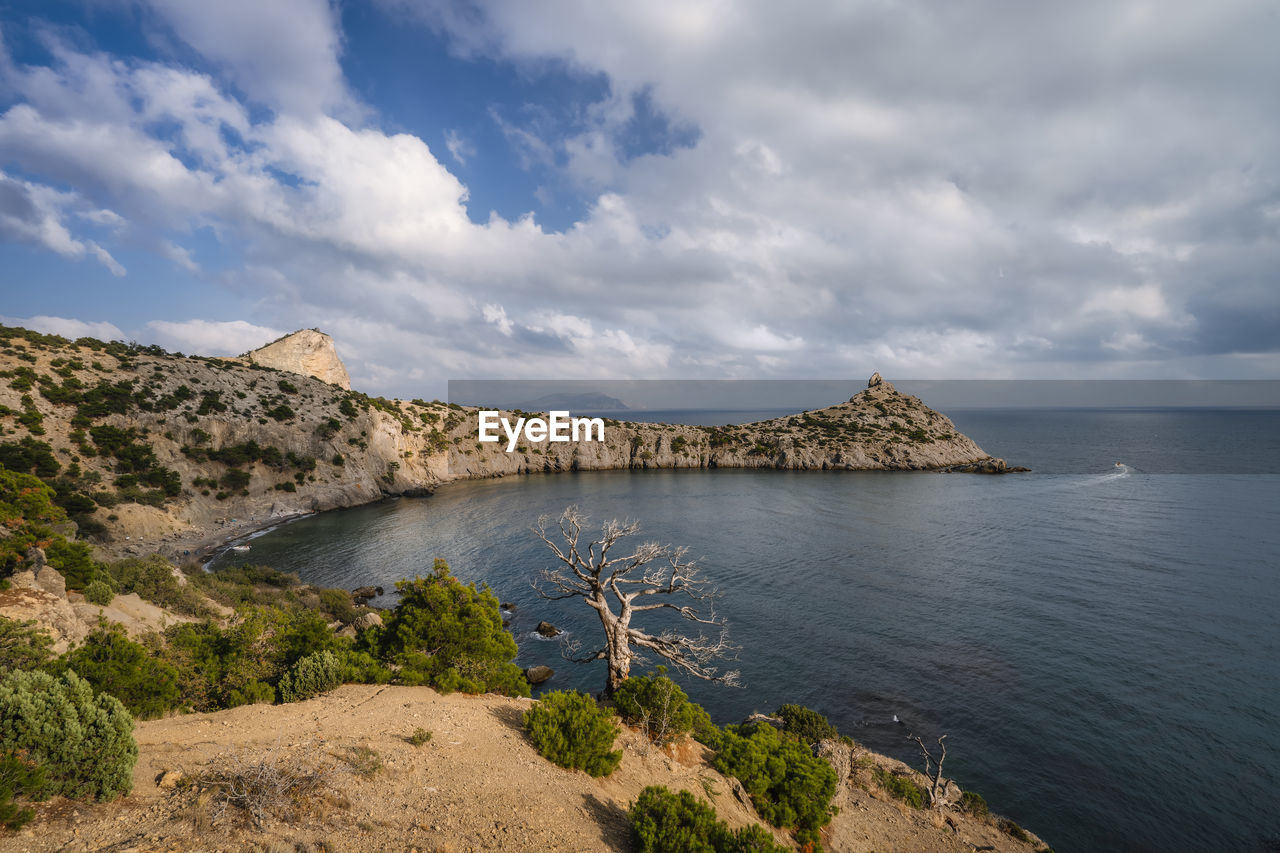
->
[212,409,1280,852]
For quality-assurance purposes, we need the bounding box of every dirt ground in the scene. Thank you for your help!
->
[1,685,1047,852]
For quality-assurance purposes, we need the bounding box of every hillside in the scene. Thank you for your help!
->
[0,325,1016,562]
[0,684,1048,853]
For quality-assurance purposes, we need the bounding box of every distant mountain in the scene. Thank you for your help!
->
[515,392,629,411]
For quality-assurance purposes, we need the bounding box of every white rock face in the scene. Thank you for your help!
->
[245,330,352,389]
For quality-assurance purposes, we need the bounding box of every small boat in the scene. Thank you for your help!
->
[1115,462,1124,467]
[230,545,251,553]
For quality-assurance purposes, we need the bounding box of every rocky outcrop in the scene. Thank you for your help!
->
[243,329,351,389]
[524,665,554,685]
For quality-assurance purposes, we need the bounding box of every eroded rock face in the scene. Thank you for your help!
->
[244,329,352,389]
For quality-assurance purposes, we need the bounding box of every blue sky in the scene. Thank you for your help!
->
[1,0,1277,396]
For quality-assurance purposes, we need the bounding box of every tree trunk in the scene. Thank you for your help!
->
[601,612,633,696]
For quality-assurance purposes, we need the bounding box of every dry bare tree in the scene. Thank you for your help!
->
[533,506,740,696]
[909,732,954,808]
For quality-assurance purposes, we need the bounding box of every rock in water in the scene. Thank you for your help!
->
[536,621,561,637]
[351,585,384,603]
[243,329,352,389]
[524,665,554,685]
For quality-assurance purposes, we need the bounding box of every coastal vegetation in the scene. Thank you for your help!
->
[0,324,1045,849]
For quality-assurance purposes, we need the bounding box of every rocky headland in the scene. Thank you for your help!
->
[0,325,1021,562]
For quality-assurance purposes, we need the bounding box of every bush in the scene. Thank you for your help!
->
[959,789,989,817]
[0,669,137,800]
[524,690,621,777]
[372,559,528,697]
[712,722,837,848]
[83,579,115,605]
[0,617,54,672]
[871,765,926,809]
[407,727,432,746]
[613,667,711,746]
[49,626,182,720]
[0,752,45,830]
[102,555,212,617]
[776,703,841,745]
[630,785,789,853]
[999,818,1032,842]
[278,650,342,703]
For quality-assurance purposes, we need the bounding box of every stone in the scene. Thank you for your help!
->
[524,665,554,685]
[156,769,184,789]
[535,621,561,638]
[867,371,883,388]
[500,602,517,612]
[242,329,352,389]
[353,611,383,631]
[351,585,384,603]
[35,566,67,598]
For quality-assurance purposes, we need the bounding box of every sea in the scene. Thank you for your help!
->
[210,408,1280,852]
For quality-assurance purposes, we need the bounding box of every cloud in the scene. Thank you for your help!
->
[0,171,126,274]
[1,315,125,342]
[140,0,353,117]
[2,2,1279,393]
[145,319,285,355]
[444,129,475,165]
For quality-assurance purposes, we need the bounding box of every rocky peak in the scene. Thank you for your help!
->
[244,329,351,389]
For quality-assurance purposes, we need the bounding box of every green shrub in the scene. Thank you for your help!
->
[613,667,711,746]
[225,680,275,708]
[0,752,45,830]
[83,579,115,605]
[372,559,528,697]
[317,587,358,624]
[629,786,788,853]
[101,555,212,617]
[524,690,622,777]
[0,669,137,800]
[959,789,989,817]
[711,722,837,848]
[407,727,432,746]
[999,818,1031,842]
[49,626,181,720]
[776,703,841,745]
[278,650,342,703]
[871,765,926,809]
[0,617,54,672]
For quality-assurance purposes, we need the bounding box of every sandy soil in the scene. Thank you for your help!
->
[1,685,1047,853]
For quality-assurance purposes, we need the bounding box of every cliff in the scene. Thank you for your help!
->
[240,329,352,390]
[0,325,1014,561]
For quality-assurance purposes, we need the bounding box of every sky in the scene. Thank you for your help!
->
[0,0,1277,398]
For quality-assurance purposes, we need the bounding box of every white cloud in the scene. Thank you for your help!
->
[3,2,1279,392]
[145,319,284,355]
[1,315,125,342]
[141,0,353,117]
[444,129,475,165]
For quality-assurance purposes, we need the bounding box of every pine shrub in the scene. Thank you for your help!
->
[278,650,342,703]
[373,559,529,697]
[629,785,789,853]
[0,752,45,830]
[523,690,622,777]
[613,667,711,746]
[83,579,114,605]
[775,703,840,744]
[712,722,838,849]
[0,669,137,801]
[49,626,181,720]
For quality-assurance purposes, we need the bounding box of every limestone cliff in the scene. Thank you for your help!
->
[241,329,351,389]
[0,326,1014,563]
